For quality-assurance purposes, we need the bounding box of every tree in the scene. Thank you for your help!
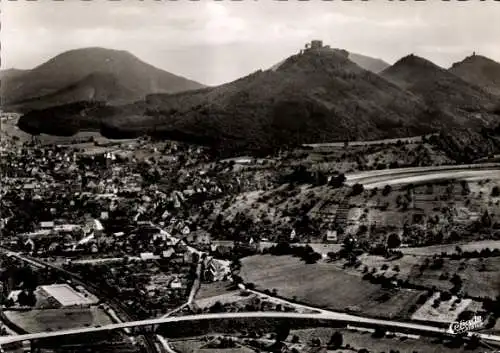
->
[310,337,321,347]
[440,291,452,301]
[275,322,290,342]
[387,233,402,249]
[18,290,30,306]
[492,186,500,197]
[231,258,242,271]
[461,180,470,195]
[372,327,386,338]
[351,183,364,196]
[26,290,37,307]
[481,210,492,227]
[329,173,346,188]
[382,184,393,196]
[209,301,224,313]
[328,331,343,349]
[327,251,337,261]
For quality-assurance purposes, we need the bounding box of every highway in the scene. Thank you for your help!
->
[1,310,499,346]
[3,214,500,349]
[0,249,498,347]
[345,163,500,189]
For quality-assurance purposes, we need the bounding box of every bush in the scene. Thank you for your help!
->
[329,173,346,188]
[440,291,452,301]
[328,331,343,349]
[387,233,402,249]
[351,183,364,196]
[382,184,393,196]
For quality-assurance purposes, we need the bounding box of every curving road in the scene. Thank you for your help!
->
[345,163,500,189]
[0,311,499,346]
[3,220,500,349]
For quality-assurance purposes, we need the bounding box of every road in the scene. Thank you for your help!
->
[303,134,437,148]
[3,222,500,349]
[186,261,203,312]
[1,310,499,346]
[1,250,499,347]
[345,163,500,189]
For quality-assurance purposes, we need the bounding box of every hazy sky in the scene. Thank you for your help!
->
[2,0,500,86]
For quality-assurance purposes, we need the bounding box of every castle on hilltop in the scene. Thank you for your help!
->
[300,40,331,54]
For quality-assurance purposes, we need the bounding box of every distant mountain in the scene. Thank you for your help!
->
[9,72,140,112]
[381,54,499,127]
[348,52,390,73]
[449,54,500,97]
[0,68,28,80]
[2,47,205,111]
[20,47,442,154]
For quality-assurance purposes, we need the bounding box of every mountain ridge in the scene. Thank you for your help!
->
[20,48,440,153]
[348,52,390,73]
[15,48,500,155]
[449,54,500,97]
[381,54,499,127]
[2,47,205,111]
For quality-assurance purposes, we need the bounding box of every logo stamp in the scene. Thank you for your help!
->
[448,315,485,334]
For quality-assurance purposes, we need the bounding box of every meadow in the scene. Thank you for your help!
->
[240,255,425,320]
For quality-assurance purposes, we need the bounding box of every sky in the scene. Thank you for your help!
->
[2,0,500,86]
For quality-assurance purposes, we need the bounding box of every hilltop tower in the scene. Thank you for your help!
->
[305,40,324,52]
[310,40,323,49]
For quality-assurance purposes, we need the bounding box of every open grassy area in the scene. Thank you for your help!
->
[195,291,250,309]
[289,327,487,353]
[411,292,472,323]
[197,281,235,300]
[4,306,113,333]
[240,255,425,320]
[359,253,500,299]
[171,339,255,353]
[415,257,500,299]
[171,326,488,353]
[400,240,500,256]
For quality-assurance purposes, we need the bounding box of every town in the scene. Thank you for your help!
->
[1,107,500,353]
[2,1,500,352]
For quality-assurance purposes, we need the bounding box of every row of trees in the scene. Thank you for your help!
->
[264,242,322,264]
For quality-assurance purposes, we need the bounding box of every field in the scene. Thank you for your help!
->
[240,255,425,320]
[171,325,488,353]
[288,327,487,353]
[171,339,255,353]
[195,291,249,309]
[400,240,500,256]
[196,281,235,300]
[411,292,472,323]
[4,306,113,333]
[358,252,500,299]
